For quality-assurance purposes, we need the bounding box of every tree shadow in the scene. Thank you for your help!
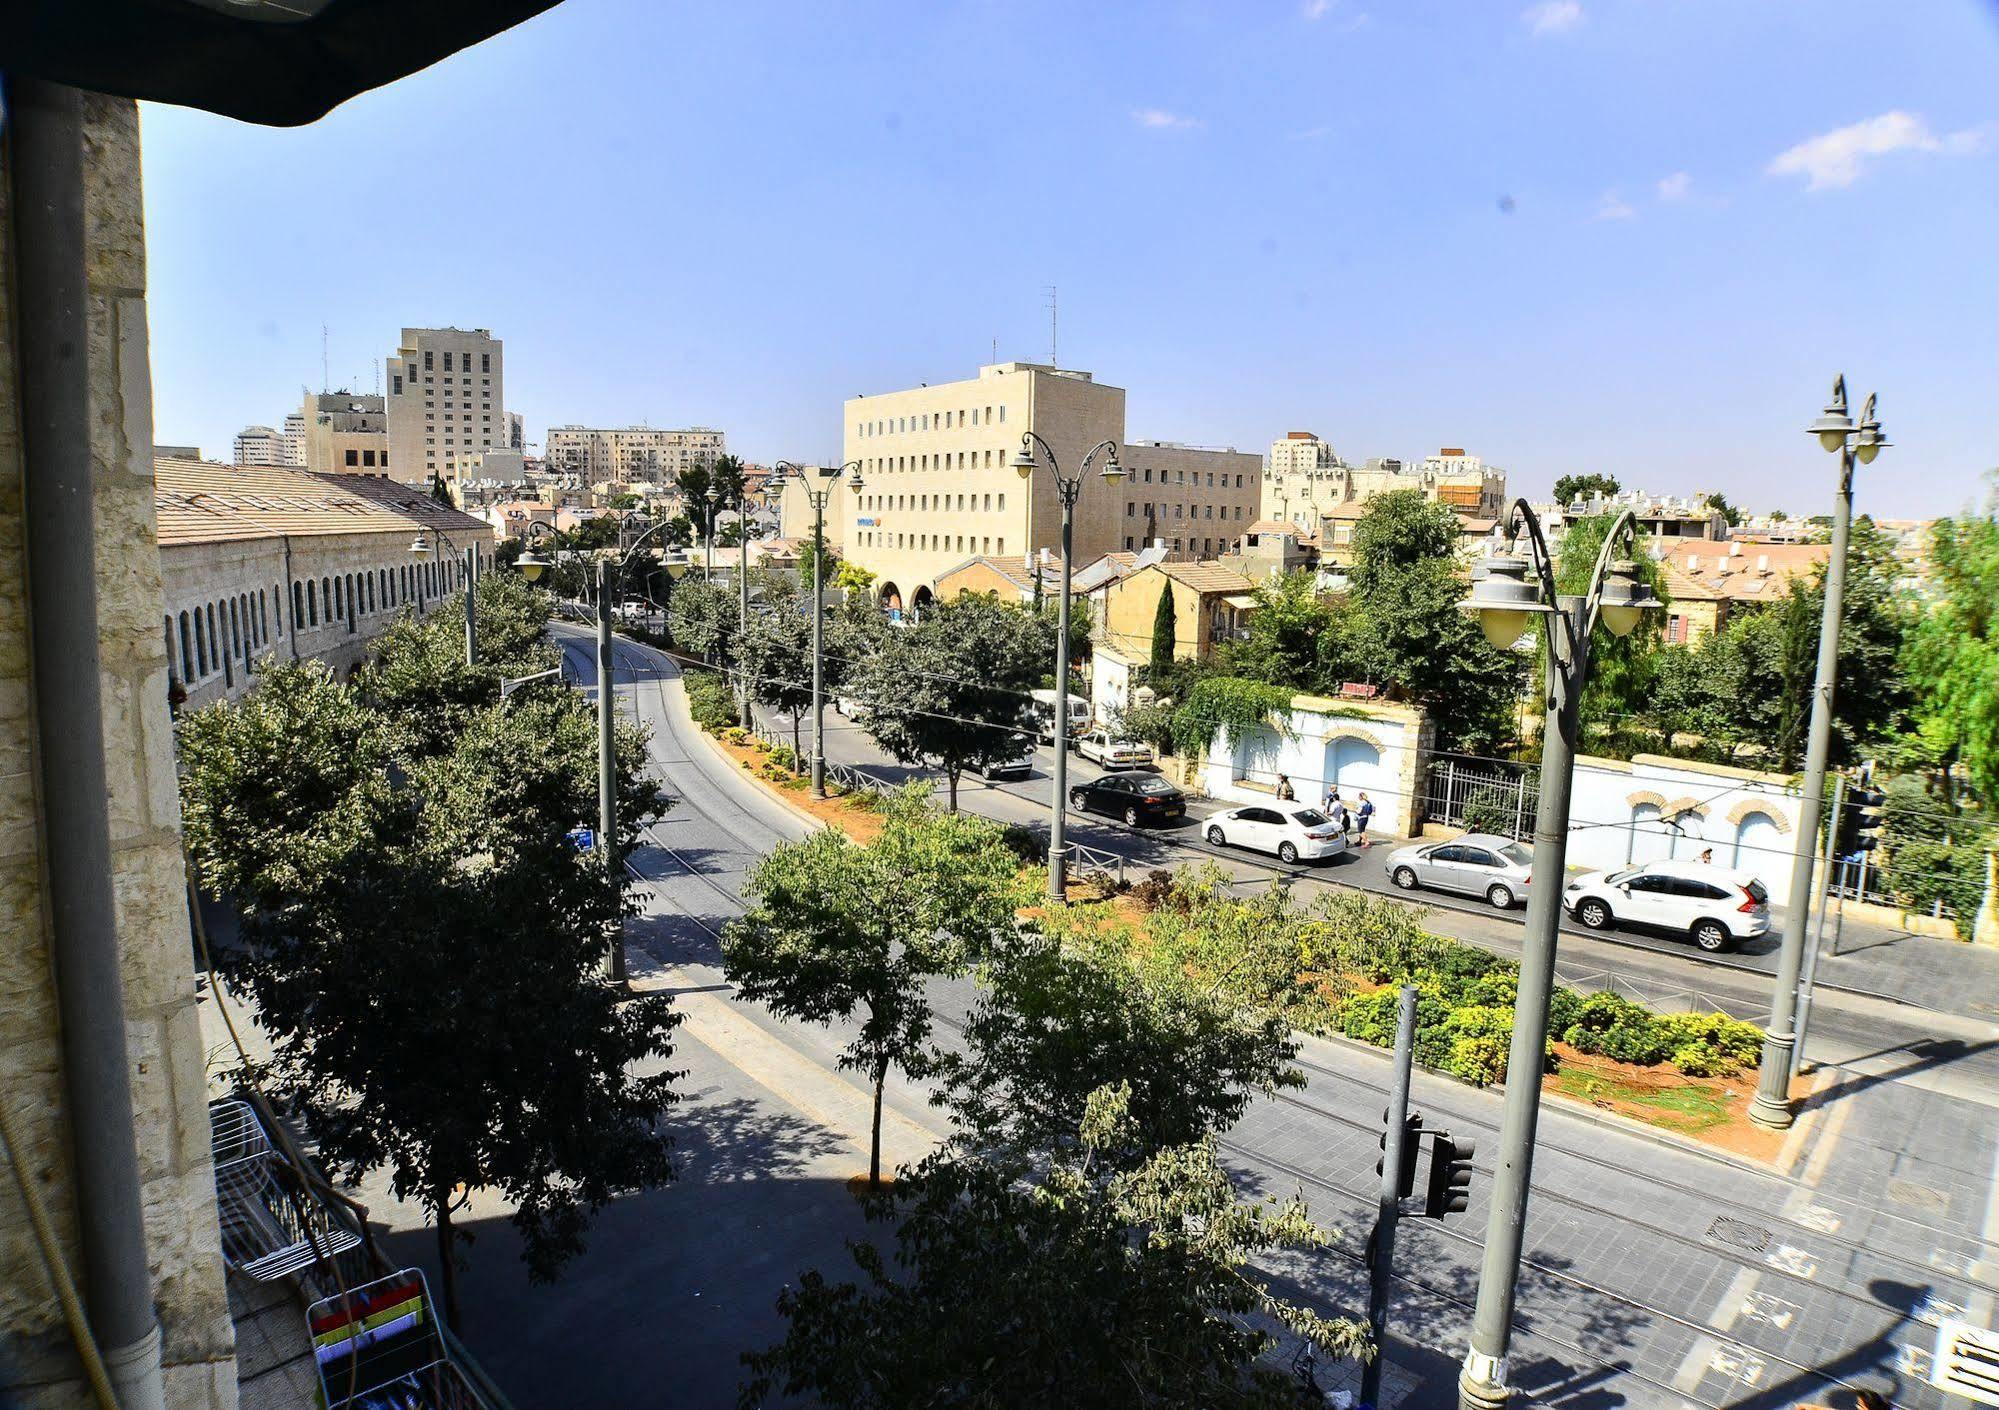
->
[1796,1036,1999,1113]
[674,1091,850,1183]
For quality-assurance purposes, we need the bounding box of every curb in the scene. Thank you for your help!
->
[667,667,838,838]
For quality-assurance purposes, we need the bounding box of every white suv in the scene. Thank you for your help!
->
[1564,859,1770,953]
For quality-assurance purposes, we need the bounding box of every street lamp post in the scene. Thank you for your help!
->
[1748,376,1888,1129]
[702,486,717,582]
[516,515,682,986]
[1010,432,1124,903]
[784,462,862,798]
[409,528,478,667]
[1456,504,1661,1410]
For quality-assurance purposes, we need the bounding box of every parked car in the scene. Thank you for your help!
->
[1385,833,1535,909]
[1204,805,1348,865]
[1030,689,1091,743]
[1069,772,1186,826]
[1074,729,1154,768]
[1563,859,1770,952]
[979,745,1036,781]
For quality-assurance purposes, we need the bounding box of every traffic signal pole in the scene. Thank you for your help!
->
[1364,985,1419,1410]
[1791,772,1846,1082]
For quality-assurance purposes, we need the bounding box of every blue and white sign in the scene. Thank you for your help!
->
[566,826,597,851]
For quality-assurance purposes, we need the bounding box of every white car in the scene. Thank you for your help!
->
[1074,729,1154,768]
[1204,805,1349,864]
[1564,859,1770,953]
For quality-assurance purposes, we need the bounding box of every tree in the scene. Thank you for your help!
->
[1553,513,1671,739]
[739,1083,1365,1409]
[1149,581,1178,678]
[738,587,815,764]
[429,471,455,507]
[1905,482,1999,804]
[676,453,747,544]
[832,559,877,596]
[1223,570,1334,690]
[724,788,1025,1185]
[667,576,739,664]
[935,924,1300,1170]
[795,533,839,591]
[1704,493,1744,528]
[179,655,679,1328]
[852,594,1045,810]
[1552,473,1620,506]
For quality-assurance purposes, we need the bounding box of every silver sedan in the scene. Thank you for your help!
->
[1384,832,1535,908]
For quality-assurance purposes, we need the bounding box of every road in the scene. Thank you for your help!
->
[748,691,1999,1109]
[426,626,1999,1410]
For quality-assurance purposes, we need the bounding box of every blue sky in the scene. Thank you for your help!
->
[140,0,1998,517]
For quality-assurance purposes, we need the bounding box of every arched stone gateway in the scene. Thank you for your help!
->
[878,581,904,613]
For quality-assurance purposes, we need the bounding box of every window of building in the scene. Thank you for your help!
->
[345,449,358,466]
[997,493,1005,511]
[423,350,433,370]
[1126,502,1135,516]
[1143,468,1152,483]
[306,580,317,626]
[481,353,490,372]
[997,537,1005,553]
[178,611,193,680]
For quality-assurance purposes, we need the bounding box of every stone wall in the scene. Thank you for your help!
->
[0,95,238,1409]
[1200,695,1432,840]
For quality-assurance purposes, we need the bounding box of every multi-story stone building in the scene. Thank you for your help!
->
[1261,434,1506,529]
[1117,440,1261,559]
[384,326,507,488]
[838,362,1255,611]
[157,459,494,711]
[281,409,306,465]
[302,389,390,476]
[232,422,285,465]
[544,424,726,485]
[1262,430,1350,530]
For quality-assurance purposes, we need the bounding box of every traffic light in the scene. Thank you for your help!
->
[1423,1132,1475,1219]
[1377,1109,1422,1198]
[1849,782,1887,856]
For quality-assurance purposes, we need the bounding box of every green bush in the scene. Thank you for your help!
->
[1460,784,1522,839]
[769,743,798,774]
[1561,992,1667,1066]
[685,670,739,733]
[1653,1011,1762,1077]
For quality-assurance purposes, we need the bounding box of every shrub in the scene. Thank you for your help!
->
[1129,870,1176,912]
[1562,992,1667,1066]
[997,824,1045,868]
[1460,784,1522,839]
[1653,1011,1762,1077]
[769,743,798,774]
[1547,984,1584,1037]
[685,670,739,733]
[1448,1035,1510,1086]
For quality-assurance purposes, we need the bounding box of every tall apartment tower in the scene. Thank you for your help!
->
[281,411,307,465]
[232,424,286,466]
[1261,431,1348,530]
[544,425,727,484]
[383,327,506,487]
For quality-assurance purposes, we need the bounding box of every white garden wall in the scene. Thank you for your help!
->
[1566,754,1805,895]
[1200,696,1432,840]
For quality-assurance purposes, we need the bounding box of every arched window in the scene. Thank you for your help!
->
[1628,803,1669,865]
[1733,810,1780,872]
[194,607,207,675]
[307,580,318,626]
[293,581,304,629]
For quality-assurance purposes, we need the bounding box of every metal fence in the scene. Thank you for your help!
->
[1421,758,1539,839]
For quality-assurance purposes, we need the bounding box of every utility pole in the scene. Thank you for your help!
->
[463,545,477,667]
[1749,377,1887,1130]
[1792,772,1845,1082]
[1364,985,1419,1409]
[595,557,624,984]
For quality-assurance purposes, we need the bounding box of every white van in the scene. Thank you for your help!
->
[1028,689,1091,744]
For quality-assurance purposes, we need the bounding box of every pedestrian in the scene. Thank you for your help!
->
[1275,774,1295,801]
[1355,792,1375,848]
[1698,846,1714,865]
[1328,795,1349,836]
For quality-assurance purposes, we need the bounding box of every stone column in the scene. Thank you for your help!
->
[1974,850,1999,949]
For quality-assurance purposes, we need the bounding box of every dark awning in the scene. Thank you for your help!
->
[2,0,564,127]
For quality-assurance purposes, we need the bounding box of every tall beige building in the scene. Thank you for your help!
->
[1261,432,1507,528]
[232,423,285,466]
[302,390,390,476]
[839,362,1261,609]
[545,424,726,485]
[384,326,507,487]
[282,410,307,465]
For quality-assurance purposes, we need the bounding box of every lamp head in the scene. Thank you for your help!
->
[1459,553,1553,651]
[515,549,550,582]
[1854,393,1888,465]
[1099,447,1126,485]
[1595,559,1662,637]
[848,468,865,495]
[1808,374,1854,453]
[665,559,690,581]
[1012,441,1038,479]
[409,531,433,556]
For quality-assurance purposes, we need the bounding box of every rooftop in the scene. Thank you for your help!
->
[154,459,490,547]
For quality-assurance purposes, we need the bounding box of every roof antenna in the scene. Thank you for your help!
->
[1044,285,1057,367]
[321,324,329,392]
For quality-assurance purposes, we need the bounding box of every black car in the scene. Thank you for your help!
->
[1068,771,1186,826]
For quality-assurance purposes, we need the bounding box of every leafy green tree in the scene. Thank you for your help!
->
[738,587,815,764]
[725,789,1024,1185]
[1169,677,1295,759]
[1149,582,1178,678]
[1223,570,1334,689]
[676,453,747,543]
[795,533,840,592]
[852,594,1045,809]
[739,1083,1365,1409]
[179,659,678,1329]
[1704,493,1744,528]
[832,559,877,596]
[1553,513,1671,739]
[667,576,739,664]
[937,926,1300,1169]
[1552,472,1620,505]
[1905,483,1999,804]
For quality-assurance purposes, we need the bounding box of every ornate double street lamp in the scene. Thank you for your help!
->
[1455,503,1661,1410]
[408,527,477,666]
[517,515,687,985]
[1748,376,1888,1129]
[778,461,863,798]
[1010,431,1123,903]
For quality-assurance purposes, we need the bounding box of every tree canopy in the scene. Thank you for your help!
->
[179,580,677,1326]
[1905,484,1999,804]
[1552,472,1619,505]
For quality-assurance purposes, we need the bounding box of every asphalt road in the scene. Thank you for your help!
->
[487,625,1999,1410]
